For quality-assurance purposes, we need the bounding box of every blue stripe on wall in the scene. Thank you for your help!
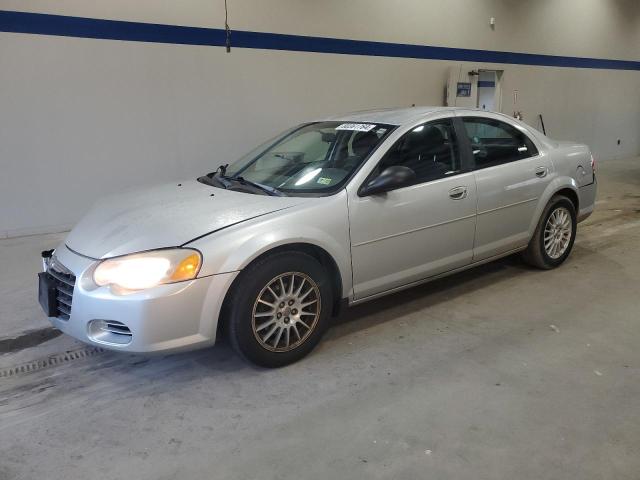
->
[477,81,496,88]
[2,10,640,71]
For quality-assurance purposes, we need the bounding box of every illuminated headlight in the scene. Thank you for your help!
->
[93,248,202,291]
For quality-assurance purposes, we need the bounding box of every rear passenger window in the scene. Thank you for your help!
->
[462,117,538,169]
[374,119,461,184]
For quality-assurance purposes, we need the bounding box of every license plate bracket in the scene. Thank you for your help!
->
[38,272,58,317]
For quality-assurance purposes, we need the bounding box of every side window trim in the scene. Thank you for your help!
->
[452,117,476,173]
[461,116,540,171]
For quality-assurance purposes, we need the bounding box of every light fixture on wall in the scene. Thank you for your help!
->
[468,70,480,77]
[489,17,496,30]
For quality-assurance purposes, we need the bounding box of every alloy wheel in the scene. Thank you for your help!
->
[252,272,321,352]
[544,206,573,259]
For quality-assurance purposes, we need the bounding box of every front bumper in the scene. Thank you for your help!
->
[46,245,238,353]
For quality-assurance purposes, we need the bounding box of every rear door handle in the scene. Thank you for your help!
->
[534,166,548,178]
[449,186,468,200]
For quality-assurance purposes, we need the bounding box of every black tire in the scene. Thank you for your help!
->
[226,251,333,367]
[522,195,577,269]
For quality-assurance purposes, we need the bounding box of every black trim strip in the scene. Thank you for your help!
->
[2,11,640,71]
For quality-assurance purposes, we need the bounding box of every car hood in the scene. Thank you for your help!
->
[65,180,306,259]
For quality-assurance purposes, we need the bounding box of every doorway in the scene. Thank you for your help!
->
[445,67,504,111]
[476,70,502,112]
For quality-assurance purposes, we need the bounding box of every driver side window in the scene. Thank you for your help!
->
[375,119,461,185]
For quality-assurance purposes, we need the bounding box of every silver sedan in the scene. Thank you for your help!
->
[39,107,597,366]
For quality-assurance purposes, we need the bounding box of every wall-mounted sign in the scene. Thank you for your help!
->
[456,82,472,97]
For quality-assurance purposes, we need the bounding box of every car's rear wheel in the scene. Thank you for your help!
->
[226,251,332,367]
[522,195,577,269]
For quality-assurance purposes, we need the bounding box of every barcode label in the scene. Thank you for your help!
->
[335,123,376,132]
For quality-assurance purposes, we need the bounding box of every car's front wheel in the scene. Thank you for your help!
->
[523,194,577,269]
[226,251,333,367]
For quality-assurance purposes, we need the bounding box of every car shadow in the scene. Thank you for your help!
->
[328,253,534,340]
[124,255,535,364]
[0,243,611,417]
[71,255,532,379]
[26,246,602,383]
[75,254,535,382]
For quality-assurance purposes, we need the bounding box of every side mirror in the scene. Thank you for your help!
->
[359,166,416,196]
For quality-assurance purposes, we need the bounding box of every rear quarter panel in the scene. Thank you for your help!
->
[528,141,596,233]
[552,142,594,187]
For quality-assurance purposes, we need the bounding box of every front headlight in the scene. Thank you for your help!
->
[93,248,202,291]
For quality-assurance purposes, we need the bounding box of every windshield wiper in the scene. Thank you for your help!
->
[202,164,232,188]
[230,176,287,197]
[204,164,229,178]
[202,165,285,196]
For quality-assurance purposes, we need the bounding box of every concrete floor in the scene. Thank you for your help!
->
[1,158,639,480]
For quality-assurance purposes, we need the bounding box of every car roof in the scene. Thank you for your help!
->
[321,106,553,147]
[321,106,467,126]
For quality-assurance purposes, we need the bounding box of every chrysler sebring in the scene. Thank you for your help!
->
[39,107,597,366]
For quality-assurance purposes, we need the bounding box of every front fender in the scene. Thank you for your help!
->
[188,192,353,297]
[528,175,579,236]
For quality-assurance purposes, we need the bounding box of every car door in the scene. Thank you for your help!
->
[458,115,553,261]
[347,117,477,300]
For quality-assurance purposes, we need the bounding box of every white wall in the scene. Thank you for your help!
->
[1,0,640,237]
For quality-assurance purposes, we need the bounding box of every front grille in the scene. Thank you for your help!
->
[48,264,76,320]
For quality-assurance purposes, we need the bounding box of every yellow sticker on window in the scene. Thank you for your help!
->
[317,177,332,185]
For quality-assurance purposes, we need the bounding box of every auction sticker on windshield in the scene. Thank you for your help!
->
[335,123,376,132]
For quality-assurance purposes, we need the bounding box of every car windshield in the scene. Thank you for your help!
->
[217,121,394,195]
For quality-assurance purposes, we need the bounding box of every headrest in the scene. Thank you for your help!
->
[405,126,445,152]
[351,131,380,157]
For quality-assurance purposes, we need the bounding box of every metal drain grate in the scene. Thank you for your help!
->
[0,346,105,378]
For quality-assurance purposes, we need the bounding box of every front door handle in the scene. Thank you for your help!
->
[449,186,468,200]
[534,166,548,178]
